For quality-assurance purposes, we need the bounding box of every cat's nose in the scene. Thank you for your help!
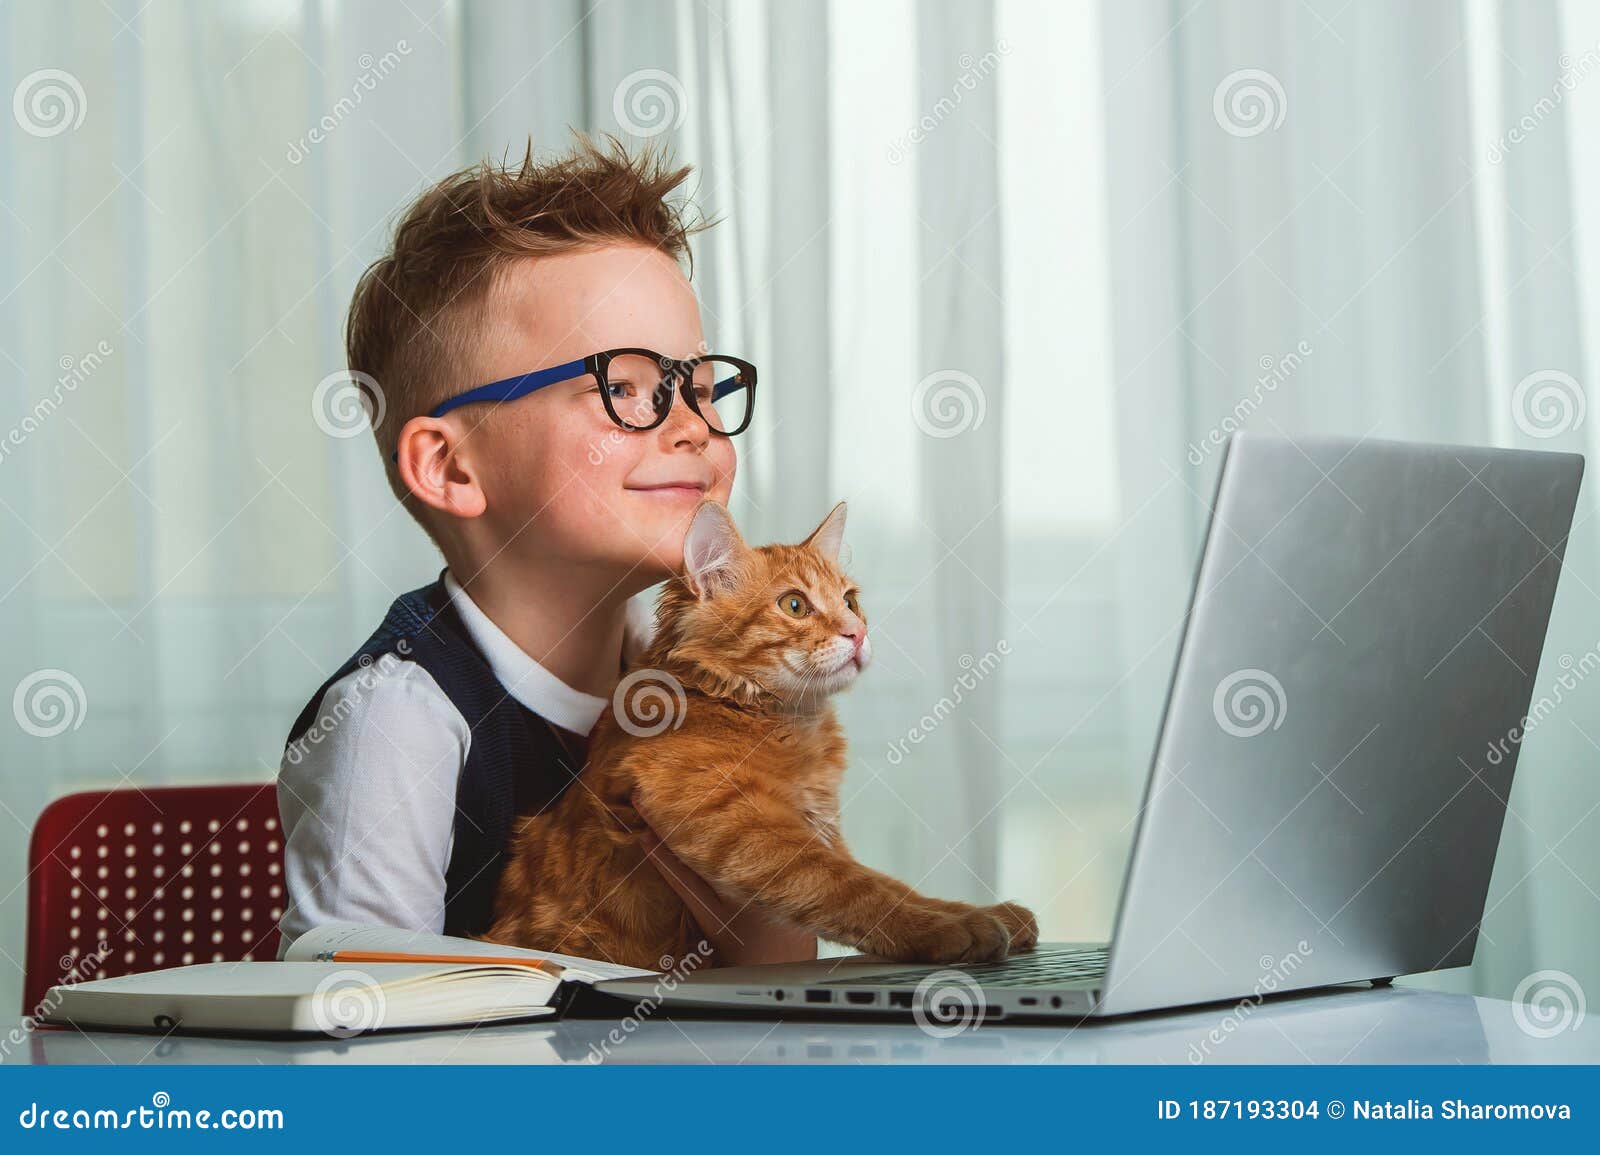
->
[842,626,866,652]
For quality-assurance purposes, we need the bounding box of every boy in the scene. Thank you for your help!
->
[277,137,813,966]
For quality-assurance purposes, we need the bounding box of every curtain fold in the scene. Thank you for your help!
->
[912,0,1009,900]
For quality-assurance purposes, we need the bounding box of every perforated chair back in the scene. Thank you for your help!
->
[23,783,284,1013]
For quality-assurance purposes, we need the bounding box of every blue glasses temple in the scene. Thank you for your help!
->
[426,358,589,419]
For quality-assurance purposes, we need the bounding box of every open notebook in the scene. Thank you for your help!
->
[42,922,659,1037]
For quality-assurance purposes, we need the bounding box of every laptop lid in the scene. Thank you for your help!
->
[1094,434,1583,1017]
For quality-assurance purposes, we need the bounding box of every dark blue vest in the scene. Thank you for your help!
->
[283,574,584,937]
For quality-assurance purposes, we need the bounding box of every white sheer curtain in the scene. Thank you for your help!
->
[3,0,1599,1015]
[1096,0,1600,1001]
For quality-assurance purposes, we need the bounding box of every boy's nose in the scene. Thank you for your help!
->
[660,393,710,447]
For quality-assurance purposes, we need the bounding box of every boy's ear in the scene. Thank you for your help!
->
[802,501,848,562]
[395,415,488,521]
[683,501,745,599]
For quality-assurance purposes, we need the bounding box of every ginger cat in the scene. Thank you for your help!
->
[488,500,1039,971]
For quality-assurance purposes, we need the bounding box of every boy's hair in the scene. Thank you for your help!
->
[345,134,703,510]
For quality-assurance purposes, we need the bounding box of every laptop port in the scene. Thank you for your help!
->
[1018,996,1037,1006]
[888,991,912,1009]
[805,989,833,1004]
[845,991,876,1006]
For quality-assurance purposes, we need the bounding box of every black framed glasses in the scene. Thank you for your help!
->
[428,347,757,437]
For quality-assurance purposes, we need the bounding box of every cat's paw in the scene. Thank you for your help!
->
[983,901,1039,953]
[892,907,1010,964]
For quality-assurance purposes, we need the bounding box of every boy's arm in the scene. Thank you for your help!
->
[275,662,469,956]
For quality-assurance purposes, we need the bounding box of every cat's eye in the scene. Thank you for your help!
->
[778,591,812,618]
[844,590,860,615]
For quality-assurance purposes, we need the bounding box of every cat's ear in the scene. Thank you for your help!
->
[803,501,848,562]
[682,500,746,598]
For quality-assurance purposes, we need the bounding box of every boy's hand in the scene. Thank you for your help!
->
[632,793,818,967]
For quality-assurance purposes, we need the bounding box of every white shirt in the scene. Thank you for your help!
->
[276,573,654,956]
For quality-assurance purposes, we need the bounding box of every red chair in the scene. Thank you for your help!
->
[23,783,285,1013]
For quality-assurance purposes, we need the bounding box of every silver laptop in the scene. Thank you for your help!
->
[597,434,1584,1021]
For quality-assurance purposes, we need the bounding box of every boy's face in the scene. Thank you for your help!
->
[455,243,737,583]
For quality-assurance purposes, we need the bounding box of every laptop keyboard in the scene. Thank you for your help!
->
[826,944,1109,989]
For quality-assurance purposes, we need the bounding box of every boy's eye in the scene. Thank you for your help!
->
[778,591,812,618]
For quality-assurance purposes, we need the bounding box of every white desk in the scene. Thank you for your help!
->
[7,986,1592,1065]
